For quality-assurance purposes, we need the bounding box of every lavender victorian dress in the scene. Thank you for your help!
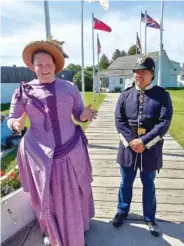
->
[7,78,95,246]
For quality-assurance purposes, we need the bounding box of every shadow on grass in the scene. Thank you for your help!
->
[1,103,10,113]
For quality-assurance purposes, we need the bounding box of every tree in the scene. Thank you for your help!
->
[128,45,137,55]
[112,49,121,61]
[85,66,93,73]
[99,54,110,70]
[65,63,81,74]
[121,50,127,56]
[73,69,93,91]
[112,49,127,61]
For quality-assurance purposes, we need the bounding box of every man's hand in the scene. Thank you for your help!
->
[79,104,98,122]
[130,139,145,153]
[12,112,26,133]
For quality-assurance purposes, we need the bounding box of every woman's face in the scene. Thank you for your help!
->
[133,69,153,89]
[33,52,56,83]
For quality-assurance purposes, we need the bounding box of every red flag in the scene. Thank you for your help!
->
[97,35,101,53]
[93,17,112,32]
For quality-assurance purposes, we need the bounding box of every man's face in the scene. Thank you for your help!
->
[33,52,56,82]
[134,69,153,89]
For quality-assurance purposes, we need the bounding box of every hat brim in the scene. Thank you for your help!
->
[22,41,65,74]
[133,65,149,72]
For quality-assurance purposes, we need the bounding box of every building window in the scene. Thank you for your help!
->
[120,78,123,84]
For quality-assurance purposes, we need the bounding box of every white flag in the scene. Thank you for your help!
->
[99,0,109,10]
[85,0,109,10]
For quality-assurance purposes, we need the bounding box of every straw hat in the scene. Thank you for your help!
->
[22,37,69,74]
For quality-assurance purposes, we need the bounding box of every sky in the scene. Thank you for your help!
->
[1,0,184,69]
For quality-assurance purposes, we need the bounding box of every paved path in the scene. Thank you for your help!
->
[3,93,184,246]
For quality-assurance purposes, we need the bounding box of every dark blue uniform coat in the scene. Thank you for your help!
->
[115,84,173,172]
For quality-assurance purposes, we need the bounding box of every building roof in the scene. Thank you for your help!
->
[98,69,133,77]
[1,66,74,83]
[98,51,159,77]
[107,51,159,70]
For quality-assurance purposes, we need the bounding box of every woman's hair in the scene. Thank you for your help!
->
[32,50,55,64]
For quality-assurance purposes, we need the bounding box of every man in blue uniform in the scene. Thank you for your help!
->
[113,56,173,236]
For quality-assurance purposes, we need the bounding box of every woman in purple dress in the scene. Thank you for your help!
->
[7,38,96,246]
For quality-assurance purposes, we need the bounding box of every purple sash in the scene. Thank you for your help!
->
[54,125,88,159]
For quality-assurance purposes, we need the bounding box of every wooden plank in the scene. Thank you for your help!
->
[91,160,184,169]
[92,168,184,179]
[88,138,119,142]
[94,208,184,222]
[93,194,184,205]
[88,149,184,155]
[92,176,184,190]
[89,154,184,161]
[95,201,184,213]
[93,187,184,204]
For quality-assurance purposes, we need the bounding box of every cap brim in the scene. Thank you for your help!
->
[133,65,148,72]
[22,41,66,74]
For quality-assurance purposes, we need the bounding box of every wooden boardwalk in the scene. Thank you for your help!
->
[86,93,184,223]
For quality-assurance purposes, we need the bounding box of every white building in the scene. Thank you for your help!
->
[97,51,181,92]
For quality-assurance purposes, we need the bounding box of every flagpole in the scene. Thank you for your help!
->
[44,0,51,38]
[81,0,85,103]
[136,32,138,55]
[140,10,142,54]
[158,0,164,87]
[145,10,147,55]
[92,13,95,101]
[97,33,100,95]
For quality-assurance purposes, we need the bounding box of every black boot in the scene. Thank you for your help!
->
[112,212,128,228]
[146,221,161,237]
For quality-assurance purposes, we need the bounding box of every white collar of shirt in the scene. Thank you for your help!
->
[135,83,153,91]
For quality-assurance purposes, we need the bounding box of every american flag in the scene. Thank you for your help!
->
[141,12,145,22]
[141,12,160,29]
[136,33,142,54]
[97,35,101,53]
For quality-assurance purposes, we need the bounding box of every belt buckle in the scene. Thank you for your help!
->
[137,127,146,135]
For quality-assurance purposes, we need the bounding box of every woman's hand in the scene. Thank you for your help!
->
[79,104,97,122]
[12,112,27,133]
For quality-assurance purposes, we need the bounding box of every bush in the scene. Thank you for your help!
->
[1,169,21,197]
[113,87,122,92]
[73,70,93,91]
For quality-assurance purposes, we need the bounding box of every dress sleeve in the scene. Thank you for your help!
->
[7,86,25,131]
[72,85,85,122]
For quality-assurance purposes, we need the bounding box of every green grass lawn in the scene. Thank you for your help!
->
[77,92,106,130]
[1,103,10,114]
[167,89,184,147]
[1,92,106,173]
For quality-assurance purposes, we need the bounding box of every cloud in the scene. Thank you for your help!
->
[1,1,44,27]
[1,4,184,69]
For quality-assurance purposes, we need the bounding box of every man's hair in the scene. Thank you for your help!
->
[32,50,55,64]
